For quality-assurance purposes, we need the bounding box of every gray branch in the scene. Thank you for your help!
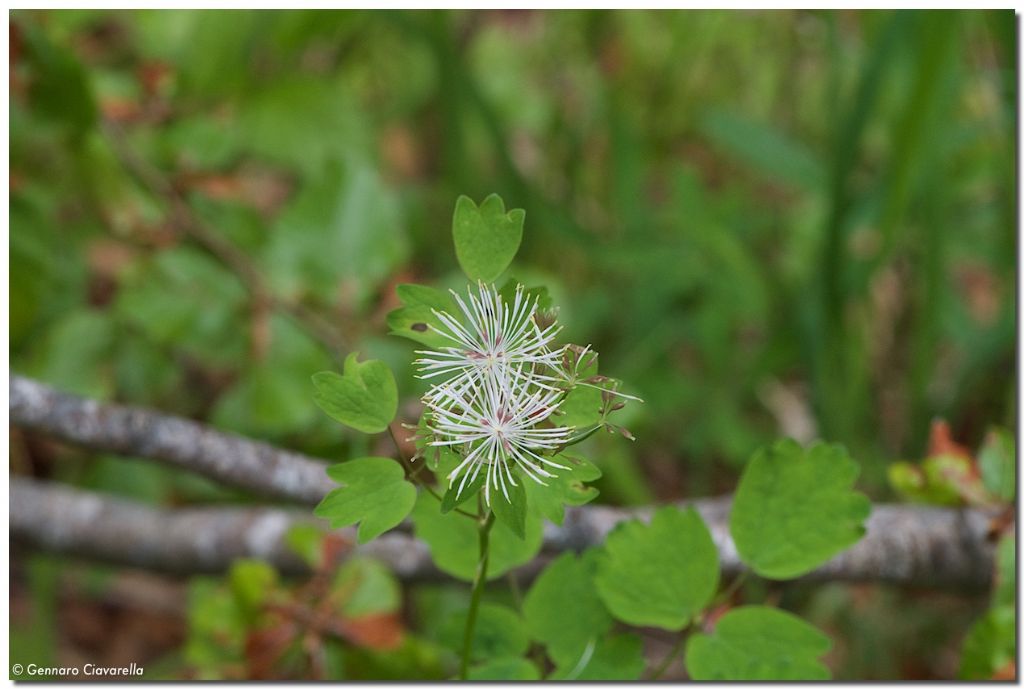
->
[10,375,335,504]
[9,375,998,589]
[11,477,997,590]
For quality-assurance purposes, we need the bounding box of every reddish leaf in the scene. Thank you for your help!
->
[244,616,298,680]
[336,613,405,651]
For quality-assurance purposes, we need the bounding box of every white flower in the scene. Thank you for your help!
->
[415,283,563,403]
[425,370,572,504]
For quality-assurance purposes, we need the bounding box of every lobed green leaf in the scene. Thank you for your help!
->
[314,457,416,543]
[730,440,871,579]
[685,606,832,680]
[594,506,719,631]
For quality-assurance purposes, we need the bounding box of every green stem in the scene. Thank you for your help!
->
[459,506,496,680]
[713,569,749,607]
[387,425,475,519]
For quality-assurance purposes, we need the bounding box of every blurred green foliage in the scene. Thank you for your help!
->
[9,9,1016,680]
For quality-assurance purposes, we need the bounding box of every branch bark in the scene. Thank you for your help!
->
[10,375,335,504]
[11,477,997,590]
[10,375,998,589]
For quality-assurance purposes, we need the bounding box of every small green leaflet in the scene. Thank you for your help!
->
[730,440,871,579]
[386,284,457,349]
[497,278,553,312]
[555,351,603,429]
[411,492,543,582]
[440,474,484,514]
[523,453,601,525]
[439,603,528,662]
[452,194,524,282]
[312,353,397,434]
[685,606,832,680]
[333,557,401,618]
[523,551,612,666]
[557,385,604,429]
[229,559,277,620]
[314,457,416,543]
[595,506,719,630]
[491,477,527,539]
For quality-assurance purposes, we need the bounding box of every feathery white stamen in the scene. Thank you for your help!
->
[425,370,572,504]
[415,283,564,404]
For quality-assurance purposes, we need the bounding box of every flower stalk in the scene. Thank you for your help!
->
[459,502,496,680]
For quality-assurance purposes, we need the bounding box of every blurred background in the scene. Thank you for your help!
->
[9,9,1016,680]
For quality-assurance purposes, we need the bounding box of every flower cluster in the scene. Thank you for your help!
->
[416,283,573,504]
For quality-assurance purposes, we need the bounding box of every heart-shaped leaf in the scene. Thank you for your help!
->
[312,353,397,434]
[452,194,524,282]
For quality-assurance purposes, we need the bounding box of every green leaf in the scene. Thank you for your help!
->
[20,21,97,133]
[699,109,824,191]
[452,194,524,282]
[314,457,416,543]
[498,278,554,312]
[995,534,1015,609]
[266,159,408,302]
[730,440,871,579]
[312,353,398,434]
[887,461,962,506]
[960,605,1015,680]
[554,352,602,429]
[115,247,247,367]
[979,427,1015,502]
[466,657,540,681]
[549,634,645,681]
[28,309,115,399]
[333,557,401,617]
[524,454,602,526]
[386,284,458,349]
[411,492,543,581]
[284,524,324,569]
[685,606,832,680]
[440,474,484,514]
[229,559,278,619]
[523,551,612,666]
[439,604,528,662]
[491,477,527,539]
[557,385,604,429]
[595,506,719,631]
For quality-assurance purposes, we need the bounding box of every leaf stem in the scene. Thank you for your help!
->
[387,424,475,519]
[713,569,750,607]
[459,503,496,680]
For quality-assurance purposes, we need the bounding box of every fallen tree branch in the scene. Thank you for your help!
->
[11,477,996,590]
[10,375,335,504]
